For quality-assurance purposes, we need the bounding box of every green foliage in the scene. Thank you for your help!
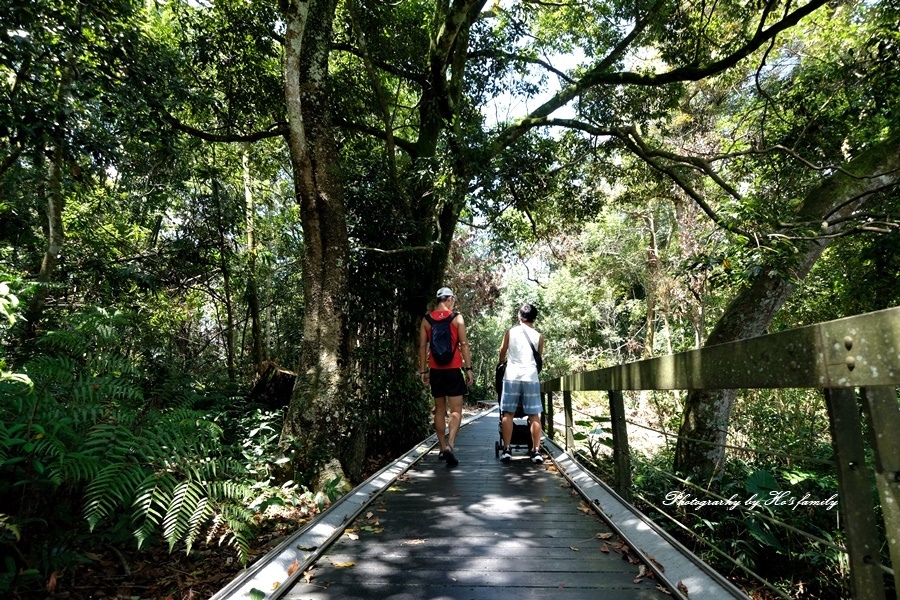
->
[0,303,311,594]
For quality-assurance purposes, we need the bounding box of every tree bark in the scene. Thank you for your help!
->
[24,46,77,337]
[280,0,352,479]
[674,134,900,481]
[243,145,265,375]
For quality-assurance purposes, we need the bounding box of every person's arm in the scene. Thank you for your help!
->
[455,315,475,386]
[498,329,510,363]
[537,332,544,355]
[418,319,430,384]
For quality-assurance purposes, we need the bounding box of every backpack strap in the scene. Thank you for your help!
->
[425,311,457,325]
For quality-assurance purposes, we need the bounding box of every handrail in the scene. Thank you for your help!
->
[543,305,900,391]
[540,306,900,600]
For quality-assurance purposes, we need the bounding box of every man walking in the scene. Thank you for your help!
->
[419,287,474,467]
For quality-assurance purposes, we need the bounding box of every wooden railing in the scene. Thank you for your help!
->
[541,306,900,600]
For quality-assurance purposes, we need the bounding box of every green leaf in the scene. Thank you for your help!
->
[745,469,780,495]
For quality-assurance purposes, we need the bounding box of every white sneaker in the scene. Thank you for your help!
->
[500,447,512,462]
[530,449,543,463]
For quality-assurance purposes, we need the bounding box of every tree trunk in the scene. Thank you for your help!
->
[280,0,352,479]
[674,134,900,481]
[213,179,236,382]
[24,47,77,338]
[243,144,265,375]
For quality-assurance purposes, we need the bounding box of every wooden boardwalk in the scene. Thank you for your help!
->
[284,412,670,599]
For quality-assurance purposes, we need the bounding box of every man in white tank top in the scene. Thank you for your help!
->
[497,304,544,463]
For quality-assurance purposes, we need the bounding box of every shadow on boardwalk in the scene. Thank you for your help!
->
[285,410,670,599]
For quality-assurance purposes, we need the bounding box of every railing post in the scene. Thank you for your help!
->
[608,389,632,502]
[860,385,900,599]
[563,390,574,450]
[824,388,886,600]
[545,391,554,441]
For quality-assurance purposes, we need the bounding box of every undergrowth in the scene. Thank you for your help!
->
[0,299,316,595]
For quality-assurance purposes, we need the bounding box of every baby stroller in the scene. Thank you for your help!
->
[493,362,533,457]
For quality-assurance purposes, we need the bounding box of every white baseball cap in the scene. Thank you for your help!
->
[436,287,455,298]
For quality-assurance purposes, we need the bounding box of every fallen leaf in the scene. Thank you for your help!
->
[638,565,648,577]
[599,543,610,553]
[595,532,614,539]
[288,559,300,576]
[634,577,644,584]
[272,581,281,590]
[569,546,580,551]
[331,561,356,568]
[648,554,665,572]
[347,532,359,540]
[677,581,689,595]
[366,511,374,519]
[46,571,57,592]
[541,497,549,502]
[304,571,313,584]
[656,584,673,595]
[403,539,427,545]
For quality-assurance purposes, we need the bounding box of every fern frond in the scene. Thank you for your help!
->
[182,497,211,554]
[84,461,147,530]
[132,472,177,549]
[162,480,206,552]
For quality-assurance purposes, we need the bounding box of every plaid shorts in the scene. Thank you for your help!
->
[500,379,542,415]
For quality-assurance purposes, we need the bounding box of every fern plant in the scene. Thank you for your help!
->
[0,303,307,595]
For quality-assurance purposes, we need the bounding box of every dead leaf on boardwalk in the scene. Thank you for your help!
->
[541,497,549,502]
[569,546,580,551]
[366,511,374,519]
[287,559,300,576]
[346,532,359,540]
[331,561,356,568]
[403,539,427,545]
[656,584,673,595]
[638,565,648,578]
[272,581,281,590]
[677,581,689,595]
[577,501,595,515]
[647,553,665,572]
[599,543,610,553]
[303,570,314,584]
[634,577,644,584]
[595,532,614,539]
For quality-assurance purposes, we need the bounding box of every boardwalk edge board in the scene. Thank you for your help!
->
[544,437,751,600]
[210,406,496,600]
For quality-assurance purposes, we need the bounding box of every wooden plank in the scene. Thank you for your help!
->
[283,414,670,600]
[860,386,900,600]
[546,440,751,600]
[824,388,886,599]
[542,305,900,392]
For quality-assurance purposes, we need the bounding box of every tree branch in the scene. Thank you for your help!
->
[492,0,829,153]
